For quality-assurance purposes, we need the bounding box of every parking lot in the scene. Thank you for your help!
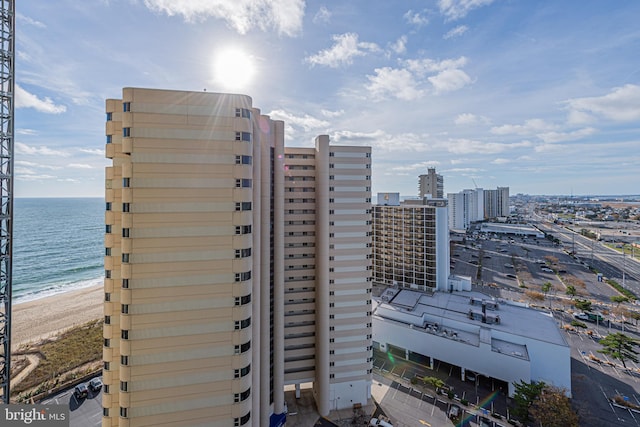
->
[41,376,103,427]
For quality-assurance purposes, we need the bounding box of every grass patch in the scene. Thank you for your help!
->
[606,279,637,300]
[12,319,103,396]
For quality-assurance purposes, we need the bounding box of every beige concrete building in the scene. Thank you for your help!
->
[104,88,372,427]
[372,194,450,292]
[418,167,443,199]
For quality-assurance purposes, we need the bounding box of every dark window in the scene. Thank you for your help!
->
[123,102,130,112]
[105,293,111,302]
[235,317,251,330]
[121,330,129,339]
[105,315,111,324]
[235,295,251,306]
[235,178,252,188]
[106,225,112,233]
[234,364,251,378]
[106,135,112,144]
[235,271,252,282]
[104,339,110,347]
[104,361,110,370]
[120,407,128,418]
[235,340,251,354]
[106,112,112,121]
[120,382,128,392]
[123,178,130,187]
[235,155,252,165]
[103,408,109,417]
[122,228,130,238]
[235,132,252,142]
[235,108,251,118]
[105,270,111,279]
[121,304,129,314]
[122,203,130,212]
[234,388,251,402]
[121,355,129,365]
[106,202,112,211]
[122,279,129,288]
[122,128,130,137]
[122,253,130,263]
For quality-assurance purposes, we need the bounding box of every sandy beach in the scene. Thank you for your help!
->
[11,284,103,350]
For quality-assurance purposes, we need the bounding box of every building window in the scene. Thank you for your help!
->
[104,339,110,347]
[122,253,130,263]
[234,365,251,378]
[235,202,252,211]
[235,271,252,282]
[235,225,252,235]
[106,135,112,144]
[235,132,252,142]
[103,408,109,417]
[123,178,130,187]
[235,248,252,258]
[105,293,111,302]
[234,388,251,403]
[235,295,251,306]
[235,108,251,119]
[120,382,128,392]
[105,202,112,211]
[235,155,252,165]
[120,407,128,418]
[122,228,130,238]
[235,317,251,330]
[106,225,112,233]
[121,330,129,340]
[121,304,129,314]
[234,412,251,426]
[106,112,112,121]
[121,355,129,366]
[234,340,251,354]
[123,102,130,112]
[235,178,252,188]
[122,128,130,137]
[105,270,111,279]
[122,279,129,288]
[122,203,130,212]
[104,385,110,394]
[104,361,110,371]
[105,315,111,325]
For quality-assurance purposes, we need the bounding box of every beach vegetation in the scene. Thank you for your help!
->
[12,319,103,397]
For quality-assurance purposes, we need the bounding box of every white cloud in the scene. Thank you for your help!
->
[331,130,432,152]
[445,138,532,154]
[565,84,640,122]
[428,68,472,93]
[454,113,489,126]
[389,36,408,55]
[403,10,430,27]
[143,0,305,36]
[17,13,46,28]
[404,56,468,76]
[491,119,556,135]
[320,109,344,118]
[16,142,70,157]
[267,109,329,131]
[16,128,39,136]
[438,0,496,21]
[538,127,597,143]
[15,84,67,114]
[313,6,331,24]
[366,67,423,100]
[391,161,440,172]
[443,25,468,39]
[68,163,94,169]
[79,148,106,156]
[491,158,511,164]
[306,33,380,68]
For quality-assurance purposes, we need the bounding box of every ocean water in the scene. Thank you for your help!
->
[13,198,104,304]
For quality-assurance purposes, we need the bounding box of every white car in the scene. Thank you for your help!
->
[574,313,589,321]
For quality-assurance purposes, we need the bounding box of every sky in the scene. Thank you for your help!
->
[16,0,640,198]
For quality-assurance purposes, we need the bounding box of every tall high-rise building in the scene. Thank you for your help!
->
[372,194,449,292]
[447,189,484,231]
[483,187,510,219]
[104,88,372,427]
[418,168,444,199]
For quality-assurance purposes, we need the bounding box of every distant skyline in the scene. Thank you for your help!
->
[16,0,640,198]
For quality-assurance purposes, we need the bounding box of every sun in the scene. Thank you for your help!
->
[213,48,255,91]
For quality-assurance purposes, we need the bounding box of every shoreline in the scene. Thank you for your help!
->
[11,283,103,350]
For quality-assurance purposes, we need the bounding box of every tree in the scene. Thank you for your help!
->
[599,333,639,368]
[512,380,545,422]
[529,385,579,427]
[611,295,629,306]
[574,299,592,312]
[542,282,553,298]
[566,285,577,299]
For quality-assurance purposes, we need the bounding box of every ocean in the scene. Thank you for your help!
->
[13,198,104,304]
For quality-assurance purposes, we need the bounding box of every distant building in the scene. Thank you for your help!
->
[418,168,444,199]
[484,187,510,219]
[448,189,484,231]
[104,88,372,427]
[372,194,450,292]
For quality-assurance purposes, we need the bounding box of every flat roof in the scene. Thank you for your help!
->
[374,288,567,348]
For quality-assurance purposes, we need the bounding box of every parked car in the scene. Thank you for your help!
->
[89,378,103,392]
[448,404,461,419]
[74,384,89,399]
[369,417,393,427]
[574,312,589,321]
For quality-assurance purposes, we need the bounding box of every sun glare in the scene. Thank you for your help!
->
[214,49,255,91]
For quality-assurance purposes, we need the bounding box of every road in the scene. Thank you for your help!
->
[41,376,103,427]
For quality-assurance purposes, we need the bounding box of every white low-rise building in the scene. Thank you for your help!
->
[372,288,571,397]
